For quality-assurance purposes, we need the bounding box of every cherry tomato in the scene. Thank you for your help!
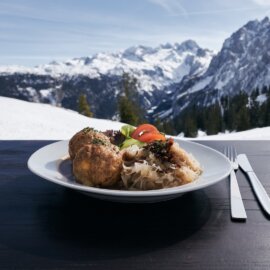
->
[137,132,166,143]
[131,124,159,140]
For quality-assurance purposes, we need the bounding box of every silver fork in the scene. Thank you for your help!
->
[224,146,247,220]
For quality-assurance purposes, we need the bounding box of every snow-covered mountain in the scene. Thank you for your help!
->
[1,17,270,124]
[0,40,213,92]
[0,40,213,118]
[206,16,270,93]
[153,17,270,119]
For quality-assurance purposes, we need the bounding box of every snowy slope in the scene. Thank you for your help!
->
[193,128,270,140]
[0,97,123,139]
[1,97,269,140]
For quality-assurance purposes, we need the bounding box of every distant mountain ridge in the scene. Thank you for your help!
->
[0,40,213,89]
[1,17,270,126]
[0,40,213,118]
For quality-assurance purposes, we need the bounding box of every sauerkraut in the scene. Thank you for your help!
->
[121,140,202,190]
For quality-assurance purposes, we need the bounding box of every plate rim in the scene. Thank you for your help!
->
[27,139,232,197]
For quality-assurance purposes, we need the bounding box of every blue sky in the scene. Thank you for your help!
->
[1,0,270,66]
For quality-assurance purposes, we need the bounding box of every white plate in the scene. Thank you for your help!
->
[27,139,231,203]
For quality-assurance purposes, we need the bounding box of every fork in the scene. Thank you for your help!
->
[224,146,247,220]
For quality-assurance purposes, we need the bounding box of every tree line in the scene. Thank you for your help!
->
[76,73,270,137]
[174,86,270,137]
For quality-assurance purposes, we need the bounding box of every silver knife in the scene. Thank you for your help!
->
[238,154,270,215]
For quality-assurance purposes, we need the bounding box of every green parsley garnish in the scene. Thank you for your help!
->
[82,127,95,134]
[92,138,107,145]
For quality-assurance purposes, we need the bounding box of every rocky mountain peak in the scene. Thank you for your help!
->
[176,39,200,52]
[162,16,270,121]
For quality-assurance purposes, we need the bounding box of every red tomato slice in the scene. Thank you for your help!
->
[131,124,159,140]
[137,132,166,143]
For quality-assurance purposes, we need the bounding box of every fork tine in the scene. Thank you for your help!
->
[224,146,232,163]
[229,146,233,161]
[227,147,229,160]
[233,146,237,162]
[224,146,229,160]
[230,146,233,162]
[228,146,232,162]
[232,146,239,169]
[223,146,228,159]
[226,146,229,160]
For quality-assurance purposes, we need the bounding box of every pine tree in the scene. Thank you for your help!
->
[153,117,176,135]
[265,90,270,125]
[78,94,93,117]
[118,73,144,125]
[235,92,250,131]
[221,95,229,131]
[183,115,197,137]
[262,85,268,94]
[118,95,139,125]
[163,120,177,135]
[250,91,260,127]
[153,117,164,132]
[259,102,267,126]
[223,91,250,131]
[204,103,222,135]
[237,106,250,131]
[196,107,206,131]
[183,105,198,137]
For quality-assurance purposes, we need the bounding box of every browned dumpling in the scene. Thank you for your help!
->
[73,144,123,187]
[69,127,110,160]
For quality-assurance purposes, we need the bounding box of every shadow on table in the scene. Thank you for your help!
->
[0,178,211,261]
[36,188,211,260]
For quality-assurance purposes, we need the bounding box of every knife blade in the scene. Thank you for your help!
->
[238,154,270,215]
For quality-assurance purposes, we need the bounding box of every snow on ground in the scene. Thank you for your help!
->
[0,97,269,140]
[0,97,123,140]
[194,127,270,140]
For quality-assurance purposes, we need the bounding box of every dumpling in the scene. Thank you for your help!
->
[73,143,123,187]
[69,127,110,160]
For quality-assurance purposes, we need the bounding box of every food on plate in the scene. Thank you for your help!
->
[69,127,110,160]
[131,124,160,141]
[73,143,122,187]
[68,124,202,190]
[121,139,201,190]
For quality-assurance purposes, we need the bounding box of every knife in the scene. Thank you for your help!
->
[238,154,270,215]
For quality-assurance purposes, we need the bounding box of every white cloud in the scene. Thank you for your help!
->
[148,0,188,16]
[252,0,270,6]
[148,0,263,17]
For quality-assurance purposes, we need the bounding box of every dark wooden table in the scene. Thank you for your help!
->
[1,141,270,270]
